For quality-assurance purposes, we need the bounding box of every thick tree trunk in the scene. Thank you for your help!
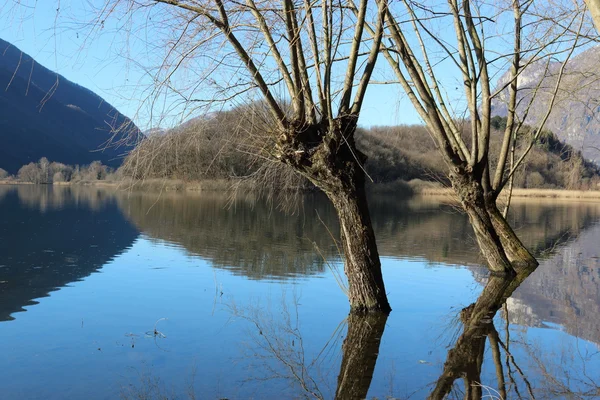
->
[486,203,538,269]
[278,118,391,313]
[327,179,391,314]
[335,313,388,399]
[450,173,515,275]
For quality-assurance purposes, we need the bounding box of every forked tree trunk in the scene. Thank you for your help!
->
[486,203,538,269]
[450,172,515,275]
[326,172,391,314]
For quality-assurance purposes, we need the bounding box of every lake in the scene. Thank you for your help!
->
[1,185,600,399]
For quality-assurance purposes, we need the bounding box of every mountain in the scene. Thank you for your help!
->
[491,45,600,163]
[0,38,141,174]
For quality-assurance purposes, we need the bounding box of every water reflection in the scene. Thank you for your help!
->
[119,191,600,274]
[228,293,387,400]
[3,186,600,399]
[335,313,387,400]
[117,192,337,280]
[0,185,139,321]
[508,221,600,345]
[430,267,537,399]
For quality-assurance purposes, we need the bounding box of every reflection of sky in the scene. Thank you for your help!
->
[3,234,598,399]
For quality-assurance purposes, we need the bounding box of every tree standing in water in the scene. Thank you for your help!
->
[367,0,592,274]
[84,0,391,313]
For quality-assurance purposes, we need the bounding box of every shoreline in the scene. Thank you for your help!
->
[3,179,600,201]
[415,187,600,201]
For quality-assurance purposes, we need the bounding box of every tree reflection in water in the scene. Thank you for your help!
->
[229,292,388,400]
[429,266,538,400]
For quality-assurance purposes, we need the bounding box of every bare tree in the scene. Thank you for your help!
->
[85,0,391,313]
[17,162,42,184]
[372,0,592,274]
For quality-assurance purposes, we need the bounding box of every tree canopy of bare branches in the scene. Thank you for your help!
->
[376,0,594,275]
[86,0,392,313]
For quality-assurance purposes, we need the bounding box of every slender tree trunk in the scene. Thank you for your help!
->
[487,203,538,269]
[335,313,388,399]
[327,176,391,314]
[450,173,515,275]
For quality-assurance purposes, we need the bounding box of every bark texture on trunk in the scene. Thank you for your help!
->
[277,117,390,313]
[487,203,538,269]
[450,172,515,275]
[328,182,391,314]
[586,0,600,33]
[335,313,388,400]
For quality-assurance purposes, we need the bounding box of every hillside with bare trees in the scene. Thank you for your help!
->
[116,112,600,191]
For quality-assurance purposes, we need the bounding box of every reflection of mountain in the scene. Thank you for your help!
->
[0,185,139,321]
[0,39,140,174]
[507,221,600,344]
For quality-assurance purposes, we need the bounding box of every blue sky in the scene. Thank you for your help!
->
[0,1,431,130]
[3,1,579,131]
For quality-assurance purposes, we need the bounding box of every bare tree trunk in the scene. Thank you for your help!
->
[326,169,391,314]
[286,119,391,314]
[487,203,538,269]
[450,172,515,275]
[335,313,388,399]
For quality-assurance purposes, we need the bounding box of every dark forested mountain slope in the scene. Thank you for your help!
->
[0,38,140,174]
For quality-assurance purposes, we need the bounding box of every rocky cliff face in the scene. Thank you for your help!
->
[491,45,600,163]
[0,38,141,174]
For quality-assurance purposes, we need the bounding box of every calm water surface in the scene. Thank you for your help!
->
[1,185,600,399]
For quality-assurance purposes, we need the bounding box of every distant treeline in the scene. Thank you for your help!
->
[358,120,600,190]
[0,157,116,184]
[118,112,600,191]
[4,114,599,190]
